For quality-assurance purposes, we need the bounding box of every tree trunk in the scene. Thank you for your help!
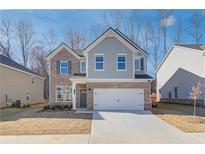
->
[194,99,196,117]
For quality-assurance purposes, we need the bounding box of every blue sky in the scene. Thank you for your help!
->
[1,9,205,75]
[2,10,204,43]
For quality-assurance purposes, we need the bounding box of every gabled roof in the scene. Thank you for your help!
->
[115,29,148,55]
[47,27,148,60]
[0,54,44,78]
[174,44,205,51]
[47,42,84,60]
[155,44,205,73]
[83,27,148,56]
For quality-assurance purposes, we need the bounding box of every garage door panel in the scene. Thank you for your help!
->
[94,88,144,111]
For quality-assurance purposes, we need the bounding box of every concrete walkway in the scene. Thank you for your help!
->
[0,134,90,144]
[89,111,204,144]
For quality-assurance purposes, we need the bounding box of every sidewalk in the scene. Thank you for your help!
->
[0,134,90,144]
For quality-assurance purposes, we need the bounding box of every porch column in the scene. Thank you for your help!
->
[72,82,76,110]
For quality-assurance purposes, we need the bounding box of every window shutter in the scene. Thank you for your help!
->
[140,58,144,71]
[68,61,72,74]
[56,61,60,74]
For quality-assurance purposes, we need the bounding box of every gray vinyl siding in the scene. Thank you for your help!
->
[160,68,205,100]
[87,37,134,79]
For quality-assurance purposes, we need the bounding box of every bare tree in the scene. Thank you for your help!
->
[66,30,86,50]
[30,45,49,99]
[190,81,202,117]
[189,12,204,44]
[141,20,151,52]
[90,24,106,38]
[173,17,183,44]
[104,10,123,29]
[124,10,141,44]
[15,20,35,67]
[0,19,12,58]
[41,29,57,53]
[148,24,161,71]
[30,45,48,74]
[158,10,172,56]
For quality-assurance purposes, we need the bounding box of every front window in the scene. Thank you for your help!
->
[60,61,68,74]
[80,61,86,73]
[134,57,144,71]
[26,92,30,101]
[134,58,140,71]
[95,54,104,71]
[117,54,126,71]
[56,86,63,101]
[32,76,34,84]
[174,87,178,99]
[65,86,72,102]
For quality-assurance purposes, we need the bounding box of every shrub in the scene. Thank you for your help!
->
[10,102,16,107]
[43,105,49,110]
[51,105,57,111]
[43,103,72,111]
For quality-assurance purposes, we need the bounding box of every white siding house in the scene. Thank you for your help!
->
[156,44,205,105]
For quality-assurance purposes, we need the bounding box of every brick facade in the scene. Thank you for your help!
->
[50,48,80,102]
[86,82,152,111]
[49,48,152,111]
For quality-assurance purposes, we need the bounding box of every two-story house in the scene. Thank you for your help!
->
[47,27,153,111]
[156,44,205,106]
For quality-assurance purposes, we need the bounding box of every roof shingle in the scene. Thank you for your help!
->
[174,44,205,51]
[0,54,43,78]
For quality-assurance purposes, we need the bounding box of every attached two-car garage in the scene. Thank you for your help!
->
[93,88,144,111]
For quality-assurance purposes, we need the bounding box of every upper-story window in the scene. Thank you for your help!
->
[134,57,144,71]
[117,54,126,71]
[32,76,34,84]
[59,60,72,75]
[80,61,86,73]
[95,54,104,71]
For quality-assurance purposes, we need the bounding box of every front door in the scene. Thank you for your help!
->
[80,89,87,108]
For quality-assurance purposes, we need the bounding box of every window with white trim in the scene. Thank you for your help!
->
[26,92,30,101]
[134,57,144,71]
[117,54,126,71]
[56,86,63,101]
[134,58,140,71]
[80,61,86,73]
[65,86,72,102]
[95,54,104,70]
[60,60,68,74]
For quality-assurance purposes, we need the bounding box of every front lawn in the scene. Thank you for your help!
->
[152,103,205,132]
[0,106,92,135]
[0,103,45,117]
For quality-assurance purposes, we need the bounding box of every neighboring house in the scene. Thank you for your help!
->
[47,27,153,111]
[0,54,45,108]
[156,44,205,105]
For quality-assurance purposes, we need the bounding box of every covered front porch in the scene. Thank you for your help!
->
[71,76,88,111]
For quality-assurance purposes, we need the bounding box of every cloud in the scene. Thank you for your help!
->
[160,15,176,27]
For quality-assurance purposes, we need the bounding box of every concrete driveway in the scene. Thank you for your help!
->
[1,111,204,144]
[89,111,203,144]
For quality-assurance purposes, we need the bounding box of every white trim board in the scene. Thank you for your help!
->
[0,63,45,79]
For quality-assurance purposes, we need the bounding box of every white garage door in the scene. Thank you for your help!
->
[93,88,144,111]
